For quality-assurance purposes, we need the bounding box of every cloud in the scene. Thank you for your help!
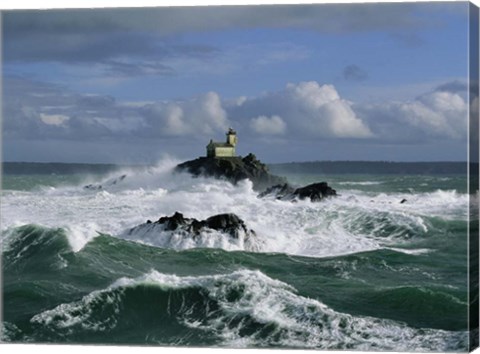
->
[286,82,374,138]
[3,4,435,38]
[407,91,467,138]
[250,115,286,135]
[39,113,70,126]
[143,92,229,136]
[155,42,310,78]
[230,81,373,139]
[434,80,469,94]
[3,76,467,158]
[343,64,368,82]
[103,60,175,77]
[355,90,468,141]
[3,3,460,68]
[3,77,228,140]
[3,28,217,79]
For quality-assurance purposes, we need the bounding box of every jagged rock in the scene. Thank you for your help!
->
[157,211,189,231]
[259,182,336,202]
[151,212,256,239]
[175,153,287,191]
[205,213,250,239]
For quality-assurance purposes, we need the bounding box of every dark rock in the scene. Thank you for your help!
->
[259,182,336,202]
[157,211,189,231]
[205,213,253,239]
[293,182,337,202]
[151,212,255,240]
[175,153,287,191]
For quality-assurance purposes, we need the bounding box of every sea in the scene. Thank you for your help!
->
[0,158,476,351]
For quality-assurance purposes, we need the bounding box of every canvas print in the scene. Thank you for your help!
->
[1,2,479,352]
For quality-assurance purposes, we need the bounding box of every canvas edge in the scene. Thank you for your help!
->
[0,9,4,345]
[468,1,480,352]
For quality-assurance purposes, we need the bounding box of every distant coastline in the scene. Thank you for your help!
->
[2,160,474,176]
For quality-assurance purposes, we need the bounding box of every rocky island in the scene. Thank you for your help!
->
[176,152,287,192]
[176,128,337,202]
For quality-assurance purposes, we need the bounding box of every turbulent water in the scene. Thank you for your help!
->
[0,159,473,350]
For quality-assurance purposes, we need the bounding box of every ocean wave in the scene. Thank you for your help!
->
[1,158,469,256]
[2,224,72,269]
[335,189,468,220]
[29,269,467,350]
[2,185,466,257]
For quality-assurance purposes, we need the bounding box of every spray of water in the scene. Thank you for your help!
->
[1,158,469,256]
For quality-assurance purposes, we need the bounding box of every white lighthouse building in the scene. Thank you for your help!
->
[206,128,238,157]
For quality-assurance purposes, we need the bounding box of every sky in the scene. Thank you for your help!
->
[1,2,476,163]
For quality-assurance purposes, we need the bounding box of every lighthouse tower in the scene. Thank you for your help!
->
[226,128,237,146]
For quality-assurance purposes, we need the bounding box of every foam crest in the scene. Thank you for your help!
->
[65,224,103,253]
[2,157,470,256]
[337,181,383,185]
[30,269,467,350]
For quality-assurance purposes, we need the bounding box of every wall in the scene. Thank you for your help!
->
[215,147,235,157]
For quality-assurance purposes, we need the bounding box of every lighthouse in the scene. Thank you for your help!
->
[206,128,237,157]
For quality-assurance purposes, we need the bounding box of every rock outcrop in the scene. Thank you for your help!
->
[144,212,256,240]
[175,153,287,191]
[259,182,336,202]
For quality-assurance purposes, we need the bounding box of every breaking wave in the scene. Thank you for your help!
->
[1,158,469,257]
[30,269,467,350]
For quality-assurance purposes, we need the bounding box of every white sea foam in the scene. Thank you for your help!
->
[30,269,467,350]
[336,181,383,185]
[1,158,469,256]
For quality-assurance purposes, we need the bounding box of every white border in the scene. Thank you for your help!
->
[1,1,478,354]
[0,0,478,10]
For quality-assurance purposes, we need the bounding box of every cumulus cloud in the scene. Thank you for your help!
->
[250,115,286,135]
[356,90,468,141]
[286,81,373,138]
[230,81,373,139]
[143,92,228,136]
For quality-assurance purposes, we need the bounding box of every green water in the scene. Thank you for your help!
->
[1,170,474,351]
